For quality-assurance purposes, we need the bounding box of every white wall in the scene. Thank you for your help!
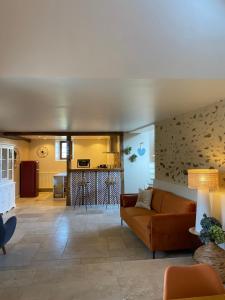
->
[153,178,197,201]
[124,126,155,193]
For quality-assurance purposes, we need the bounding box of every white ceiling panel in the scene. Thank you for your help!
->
[0,0,225,78]
[1,78,225,132]
[1,1,225,131]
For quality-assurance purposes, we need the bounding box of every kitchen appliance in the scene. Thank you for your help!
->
[98,164,107,169]
[20,161,39,197]
[104,135,119,153]
[77,159,90,168]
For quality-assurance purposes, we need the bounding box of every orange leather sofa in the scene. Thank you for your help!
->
[120,188,199,258]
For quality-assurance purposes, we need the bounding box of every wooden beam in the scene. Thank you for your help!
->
[66,135,72,206]
[3,131,123,136]
[120,133,125,194]
[0,133,31,143]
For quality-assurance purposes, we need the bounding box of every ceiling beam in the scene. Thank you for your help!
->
[2,131,123,137]
[0,133,31,143]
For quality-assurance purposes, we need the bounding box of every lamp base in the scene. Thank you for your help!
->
[195,189,211,233]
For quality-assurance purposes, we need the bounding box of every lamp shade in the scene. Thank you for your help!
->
[188,169,218,191]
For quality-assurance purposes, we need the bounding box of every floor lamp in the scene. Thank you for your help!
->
[188,169,219,233]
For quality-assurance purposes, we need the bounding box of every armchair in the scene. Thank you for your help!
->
[0,214,17,255]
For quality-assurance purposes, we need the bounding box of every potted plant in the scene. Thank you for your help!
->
[123,146,132,155]
[199,214,225,245]
[129,154,138,162]
[193,214,225,283]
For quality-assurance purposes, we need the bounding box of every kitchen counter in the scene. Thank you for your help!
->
[55,172,67,176]
[53,173,67,198]
[70,168,122,206]
[70,168,123,172]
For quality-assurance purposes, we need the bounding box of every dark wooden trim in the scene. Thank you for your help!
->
[120,133,124,194]
[3,131,123,136]
[0,134,31,143]
[66,135,72,206]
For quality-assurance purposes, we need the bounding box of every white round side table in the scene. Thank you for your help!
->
[189,227,200,236]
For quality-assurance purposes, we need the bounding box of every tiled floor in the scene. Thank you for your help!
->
[0,193,194,300]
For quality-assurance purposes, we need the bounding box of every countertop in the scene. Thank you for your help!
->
[70,168,123,172]
[54,172,67,176]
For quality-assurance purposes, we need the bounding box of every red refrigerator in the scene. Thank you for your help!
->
[20,161,39,197]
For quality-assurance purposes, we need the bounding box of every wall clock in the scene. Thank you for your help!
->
[36,146,48,158]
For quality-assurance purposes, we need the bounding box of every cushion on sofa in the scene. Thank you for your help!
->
[161,193,196,214]
[151,189,169,212]
[135,188,153,209]
[122,207,156,219]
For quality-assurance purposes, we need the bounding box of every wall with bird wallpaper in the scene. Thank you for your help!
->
[155,100,225,187]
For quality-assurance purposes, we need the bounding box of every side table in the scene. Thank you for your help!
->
[189,227,200,236]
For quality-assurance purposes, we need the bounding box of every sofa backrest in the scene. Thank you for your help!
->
[151,188,196,214]
[151,188,168,212]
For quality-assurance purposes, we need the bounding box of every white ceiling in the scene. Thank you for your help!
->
[1,1,225,132]
[1,0,225,78]
[1,78,225,132]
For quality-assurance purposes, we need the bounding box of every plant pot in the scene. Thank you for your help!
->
[193,242,225,283]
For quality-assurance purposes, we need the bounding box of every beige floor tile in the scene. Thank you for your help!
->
[0,287,22,300]
[0,269,35,288]
[0,193,195,300]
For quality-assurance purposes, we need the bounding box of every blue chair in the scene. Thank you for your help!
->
[0,214,17,255]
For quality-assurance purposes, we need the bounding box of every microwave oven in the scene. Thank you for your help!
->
[77,159,90,168]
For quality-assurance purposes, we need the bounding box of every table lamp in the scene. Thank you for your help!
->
[188,169,219,233]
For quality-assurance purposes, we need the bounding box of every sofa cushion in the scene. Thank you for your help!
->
[161,193,196,214]
[151,189,170,212]
[122,207,155,219]
[135,188,153,210]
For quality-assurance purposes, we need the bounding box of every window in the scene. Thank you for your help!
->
[60,141,67,160]
[55,140,74,161]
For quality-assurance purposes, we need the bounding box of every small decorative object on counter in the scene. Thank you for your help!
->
[193,214,225,283]
[129,154,138,162]
[123,146,132,155]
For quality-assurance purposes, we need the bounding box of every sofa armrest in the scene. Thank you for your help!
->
[120,194,138,207]
[150,212,196,234]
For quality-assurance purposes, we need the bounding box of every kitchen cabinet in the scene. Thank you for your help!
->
[53,173,67,198]
[0,144,15,213]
